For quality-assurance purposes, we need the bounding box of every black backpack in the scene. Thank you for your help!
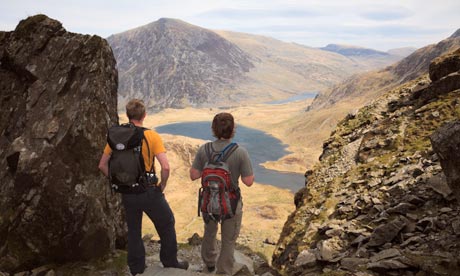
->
[107,123,157,194]
[198,142,240,223]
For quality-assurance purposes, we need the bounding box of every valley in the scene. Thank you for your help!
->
[118,98,318,261]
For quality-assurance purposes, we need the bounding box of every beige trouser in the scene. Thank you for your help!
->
[201,201,243,275]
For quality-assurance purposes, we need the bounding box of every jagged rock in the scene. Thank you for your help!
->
[417,217,438,233]
[367,217,407,247]
[412,72,460,107]
[369,248,401,263]
[430,120,460,202]
[317,237,343,261]
[350,235,369,246]
[429,48,460,82]
[340,257,369,271]
[367,259,409,272]
[403,195,425,206]
[187,233,202,246]
[294,249,317,267]
[0,15,124,272]
[386,202,417,215]
[426,173,452,199]
[401,236,423,248]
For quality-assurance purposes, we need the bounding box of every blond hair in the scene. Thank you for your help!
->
[126,99,146,121]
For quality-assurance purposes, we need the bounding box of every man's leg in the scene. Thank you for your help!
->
[143,188,179,267]
[201,218,219,269]
[122,194,146,275]
[216,211,242,275]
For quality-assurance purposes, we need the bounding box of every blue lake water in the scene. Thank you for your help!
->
[156,122,305,193]
[265,92,317,105]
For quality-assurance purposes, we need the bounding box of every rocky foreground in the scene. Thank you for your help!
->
[272,48,460,275]
[0,14,126,273]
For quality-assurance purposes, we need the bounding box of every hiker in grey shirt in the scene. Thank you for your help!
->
[190,112,254,275]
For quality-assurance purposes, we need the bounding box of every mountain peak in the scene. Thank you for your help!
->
[450,28,460,38]
[155,17,187,25]
[107,18,254,110]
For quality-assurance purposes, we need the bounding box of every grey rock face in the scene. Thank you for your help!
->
[0,14,126,272]
[367,218,407,247]
[429,48,460,82]
[431,121,460,202]
[107,18,254,110]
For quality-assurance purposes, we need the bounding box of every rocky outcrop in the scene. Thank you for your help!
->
[0,15,125,273]
[431,121,460,202]
[429,48,460,82]
[107,18,254,111]
[273,48,460,275]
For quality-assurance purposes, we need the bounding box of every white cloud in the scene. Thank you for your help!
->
[0,0,459,50]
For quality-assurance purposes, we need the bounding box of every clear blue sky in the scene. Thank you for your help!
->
[1,0,459,51]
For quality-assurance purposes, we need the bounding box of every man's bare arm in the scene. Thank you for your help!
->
[98,153,110,177]
[156,152,170,191]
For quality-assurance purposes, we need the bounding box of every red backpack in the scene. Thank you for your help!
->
[198,142,240,223]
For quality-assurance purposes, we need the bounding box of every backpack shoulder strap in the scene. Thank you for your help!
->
[204,142,214,162]
[140,127,156,173]
[219,143,238,162]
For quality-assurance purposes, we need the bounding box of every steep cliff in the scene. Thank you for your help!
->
[107,18,254,110]
[272,48,460,275]
[0,15,125,273]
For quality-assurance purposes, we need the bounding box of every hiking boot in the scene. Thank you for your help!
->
[176,261,189,270]
[165,261,189,270]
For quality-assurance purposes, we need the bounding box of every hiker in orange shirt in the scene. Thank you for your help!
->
[98,99,188,275]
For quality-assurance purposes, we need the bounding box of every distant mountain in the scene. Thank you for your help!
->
[107,18,253,110]
[213,31,379,101]
[310,29,460,110]
[108,19,404,110]
[321,44,389,57]
[387,47,417,57]
[319,43,404,70]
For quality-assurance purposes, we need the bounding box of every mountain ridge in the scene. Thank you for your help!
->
[320,44,390,57]
[108,18,405,110]
[309,28,460,111]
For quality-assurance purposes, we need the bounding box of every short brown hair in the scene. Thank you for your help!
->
[212,113,235,139]
[126,99,146,121]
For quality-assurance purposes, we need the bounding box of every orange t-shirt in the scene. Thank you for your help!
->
[104,129,166,171]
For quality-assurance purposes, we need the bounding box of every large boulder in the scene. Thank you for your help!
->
[0,14,126,273]
[431,120,460,202]
[429,48,460,82]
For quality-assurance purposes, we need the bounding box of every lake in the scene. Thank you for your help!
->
[156,122,305,192]
[265,92,317,105]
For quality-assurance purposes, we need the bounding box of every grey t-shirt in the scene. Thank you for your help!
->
[192,139,253,187]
